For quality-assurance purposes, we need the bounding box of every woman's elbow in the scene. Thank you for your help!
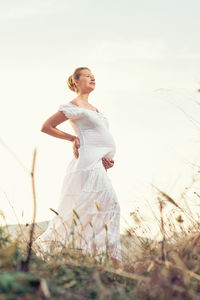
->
[41,124,50,133]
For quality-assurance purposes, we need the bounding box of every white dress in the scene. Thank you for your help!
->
[33,102,122,262]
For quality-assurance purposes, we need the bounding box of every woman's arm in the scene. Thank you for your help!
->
[41,111,76,142]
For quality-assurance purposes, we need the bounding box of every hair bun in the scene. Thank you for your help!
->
[67,75,76,92]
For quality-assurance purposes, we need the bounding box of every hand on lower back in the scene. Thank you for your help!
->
[72,137,80,159]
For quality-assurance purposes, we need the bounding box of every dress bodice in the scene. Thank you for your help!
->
[58,102,116,159]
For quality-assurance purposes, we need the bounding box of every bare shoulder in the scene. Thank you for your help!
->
[70,98,79,106]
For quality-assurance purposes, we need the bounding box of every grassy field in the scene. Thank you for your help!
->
[1,191,200,300]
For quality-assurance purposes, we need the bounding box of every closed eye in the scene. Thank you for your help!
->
[85,74,94,78]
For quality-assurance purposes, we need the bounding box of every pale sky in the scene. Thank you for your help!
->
[1,0,200,238]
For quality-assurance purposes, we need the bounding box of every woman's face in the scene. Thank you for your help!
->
[74,69,96,93]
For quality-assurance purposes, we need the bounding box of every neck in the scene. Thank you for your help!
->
[77,92,90,103]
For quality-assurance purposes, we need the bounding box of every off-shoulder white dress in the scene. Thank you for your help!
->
[33,102,122,262]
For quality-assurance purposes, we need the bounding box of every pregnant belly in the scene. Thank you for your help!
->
[82,129,116,158]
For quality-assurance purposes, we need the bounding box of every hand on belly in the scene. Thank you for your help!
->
[102,157,114,171]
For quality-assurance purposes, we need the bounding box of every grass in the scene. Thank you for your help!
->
[1,189,200,300]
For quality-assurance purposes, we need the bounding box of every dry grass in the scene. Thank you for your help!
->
[1,185,200,300]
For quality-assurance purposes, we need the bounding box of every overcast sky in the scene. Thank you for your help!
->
[1,0,200,238]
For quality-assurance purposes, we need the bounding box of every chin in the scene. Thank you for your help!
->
[88,87,95,93]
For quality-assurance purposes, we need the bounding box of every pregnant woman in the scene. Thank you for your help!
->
[33,67,122,268]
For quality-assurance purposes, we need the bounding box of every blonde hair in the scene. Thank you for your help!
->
[67,67,90,93]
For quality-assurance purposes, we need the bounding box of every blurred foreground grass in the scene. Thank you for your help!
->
[1,208,200,300]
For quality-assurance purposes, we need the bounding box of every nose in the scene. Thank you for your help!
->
[90,74,95,80]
